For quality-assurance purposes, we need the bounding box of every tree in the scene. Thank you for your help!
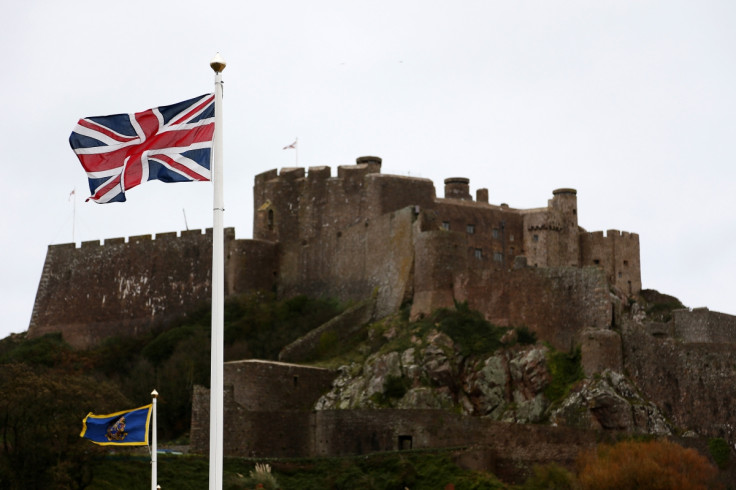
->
[0,364,130,489]
[577,439,720,490]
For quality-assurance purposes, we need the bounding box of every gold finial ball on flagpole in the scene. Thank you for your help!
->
[151,389,159,398]
[210,53,226,73]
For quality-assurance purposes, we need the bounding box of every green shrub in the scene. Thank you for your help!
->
[708,437,730,469]
[433,301,505,356]
[516,326,538,345]
[521,463,576,489]
[0,333,71,367]
[544,346,583,402]
[142,323,199,366]
[384,374,411,399]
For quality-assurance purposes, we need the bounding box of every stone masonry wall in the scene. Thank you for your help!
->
[190,384,597,483]
[225,360,336,411]
[622,321,736,443]
[672,307,736,344]
[278,207,417,319]
[462,266,612,351]
[580,230,641,295]
[28,228,275,348]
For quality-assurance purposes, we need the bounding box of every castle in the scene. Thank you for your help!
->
[29,156,736,476]
[29,156,640,351]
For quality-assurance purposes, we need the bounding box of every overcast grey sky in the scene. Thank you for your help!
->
[1,0,734,340]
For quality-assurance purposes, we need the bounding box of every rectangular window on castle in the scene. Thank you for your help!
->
[467,224,475,234]
[442,221,450,231]
[474,248,482,259]
[532,234,539,243]
[492,228,499,239]
[493,252,503,262]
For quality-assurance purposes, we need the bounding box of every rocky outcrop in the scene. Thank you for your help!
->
[316,330,548,419]
[315,328,667,436]
[550,369,671,434]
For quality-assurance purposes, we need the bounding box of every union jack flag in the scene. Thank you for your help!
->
[69,94,215,203]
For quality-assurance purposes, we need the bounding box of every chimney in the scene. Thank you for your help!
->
[356,156,382,174]
[444,177,472,200]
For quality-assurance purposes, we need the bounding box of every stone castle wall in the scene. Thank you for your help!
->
[580,229,641,295]
[672,307,736,344]
[225,360,336,412]
[622,320,736,443]
[190,382,597,483]
[28,228,275,348]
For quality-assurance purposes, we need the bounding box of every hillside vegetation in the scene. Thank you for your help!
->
[0,290,725,489]
[0,292,343,489]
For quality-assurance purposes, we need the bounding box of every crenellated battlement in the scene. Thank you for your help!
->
[582,229,639,240]
[58,228,216,251]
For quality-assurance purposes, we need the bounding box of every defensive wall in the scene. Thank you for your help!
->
[190,363,598,483]
[28,228,276,348]
[622,317,736,443]
[672,307,736,344]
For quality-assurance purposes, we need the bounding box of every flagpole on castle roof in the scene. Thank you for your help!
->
[209,52,226,490]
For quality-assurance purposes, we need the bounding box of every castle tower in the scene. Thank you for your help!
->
[522,188,580,268]
[550,188,580,267]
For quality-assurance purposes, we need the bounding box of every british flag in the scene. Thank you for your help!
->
[69,93,215,203]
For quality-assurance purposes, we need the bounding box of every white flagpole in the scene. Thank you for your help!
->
[209,52,226,490]
[69,188,76,243]
[295,137,299,166]
[151,389,158,490]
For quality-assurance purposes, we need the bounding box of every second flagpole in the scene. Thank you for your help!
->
[209,53,226,490]
[151,389,158,490]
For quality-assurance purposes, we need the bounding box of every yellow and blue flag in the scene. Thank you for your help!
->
[80,404,152,446]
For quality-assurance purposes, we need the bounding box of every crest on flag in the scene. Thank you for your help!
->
[106,415,128,441]
[69,94,215,203]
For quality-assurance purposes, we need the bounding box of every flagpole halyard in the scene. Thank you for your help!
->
[209,52,226,490]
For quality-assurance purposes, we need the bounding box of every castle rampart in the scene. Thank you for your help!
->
[190,371,598,483]
[28,228,274,348]
[672,307,736,344]
[623,320,736,442]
